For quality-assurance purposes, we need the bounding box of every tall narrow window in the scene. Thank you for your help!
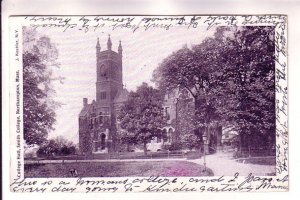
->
[98,114,103,124]
[164,107,170,120]
[100,91,106,99]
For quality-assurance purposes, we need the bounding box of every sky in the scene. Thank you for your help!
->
[39,24,215,143]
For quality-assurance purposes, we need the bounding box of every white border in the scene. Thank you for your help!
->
[2,0,300,200]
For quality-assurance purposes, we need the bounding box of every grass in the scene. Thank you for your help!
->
[27,151,202,161]
[236,157,276,165]
[25,161,213,178]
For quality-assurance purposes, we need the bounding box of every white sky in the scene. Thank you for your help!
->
[43,25,215,143]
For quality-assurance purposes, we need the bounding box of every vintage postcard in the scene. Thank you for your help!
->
[8,15,288,193]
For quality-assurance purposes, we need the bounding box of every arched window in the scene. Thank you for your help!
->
[163,129,168,142]
[168,128,174,143]
[101,133,106,150]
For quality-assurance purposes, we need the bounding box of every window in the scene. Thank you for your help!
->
[163,129,167,142]
[100,91,106,99]
[99,115,103,124]
[100,64,108,77]
[164,107,170,120]
[168,128,173,143]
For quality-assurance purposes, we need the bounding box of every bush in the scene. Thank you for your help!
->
[37,140,59,157]
[162,142,183,151]
[182,134,202,150]
[37,138,77,157]
[60,145,76,156]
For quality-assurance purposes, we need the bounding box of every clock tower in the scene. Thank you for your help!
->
[96,35,123,107]
[79,35,126,154]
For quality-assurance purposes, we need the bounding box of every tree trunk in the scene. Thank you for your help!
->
[143,142,148,156]
[126,143,130,152]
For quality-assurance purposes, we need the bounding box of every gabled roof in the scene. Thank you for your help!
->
[79,100,96,117]
[79,104,92,117]
[114,89,129,103]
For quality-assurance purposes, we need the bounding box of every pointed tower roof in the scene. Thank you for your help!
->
[96,37,101,52]
[118,40,122,55]
[107,34,112,50]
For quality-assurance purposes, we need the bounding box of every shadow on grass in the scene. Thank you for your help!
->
[25,161,213,178]
[236,157,276,165]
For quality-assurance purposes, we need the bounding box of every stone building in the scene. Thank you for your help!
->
[79,36,223,154]
[79,36,128,154]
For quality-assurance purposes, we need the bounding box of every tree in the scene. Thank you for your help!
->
[118,83,166,155]
[153,37,224,152]
[53,136,75,149]
[23,27,63,145]
[37,136,77,157]
[153,26,276,152]
[36,139,59,157]
[214,26,276,150]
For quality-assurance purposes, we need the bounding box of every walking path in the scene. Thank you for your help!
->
[189,151,275,176]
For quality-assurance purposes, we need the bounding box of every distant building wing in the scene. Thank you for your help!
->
[113,88,129,103]
[79,104,92,117]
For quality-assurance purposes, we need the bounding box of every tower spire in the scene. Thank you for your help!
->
[96,37,101,53]
[118,40,122,56]
[107,34,112,50]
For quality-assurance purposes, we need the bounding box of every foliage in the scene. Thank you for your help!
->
[118,83,166,155]
[168,142,184,151]
[153,26,276,150]
[23,27,63,145]
[37,139,59,157]
[37,136,76,157]
[215,26,276,148]
[181,134,202,150]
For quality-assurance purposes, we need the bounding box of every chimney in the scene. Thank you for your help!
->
[83,98,88,107]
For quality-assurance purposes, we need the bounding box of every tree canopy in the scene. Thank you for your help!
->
[117,83,166,155]
[153,26,276,150]
[23,27,62,146]
[37,136,76,157]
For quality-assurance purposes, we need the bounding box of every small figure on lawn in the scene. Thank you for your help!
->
[69,168,78,177]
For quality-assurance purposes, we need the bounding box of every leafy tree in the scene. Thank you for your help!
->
[37,136,77,157]
[23,27,63,145]
[153,37,224,152]
[215,26,276,150]
[153,26,276,152]
[36,139,59,157]
[118,130,138,152]
[53,136,75,149]
[118,83,166,155]
[182,134,202,150]
[60,145,76,155]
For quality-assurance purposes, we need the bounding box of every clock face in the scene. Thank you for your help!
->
[100,65,108,78]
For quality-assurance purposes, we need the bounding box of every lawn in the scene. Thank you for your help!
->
[24,161,213,178]
[236,157,276,165]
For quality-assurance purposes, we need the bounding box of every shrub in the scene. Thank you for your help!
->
[37,138,77,157]
[60,145,76,156]
[182,134,202,150]
[37,139,59,157]
[170,142,184,151]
